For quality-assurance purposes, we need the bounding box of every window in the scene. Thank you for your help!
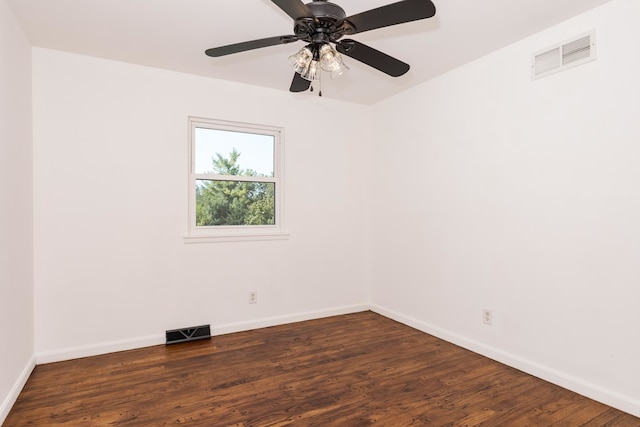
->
[185,117,286,242]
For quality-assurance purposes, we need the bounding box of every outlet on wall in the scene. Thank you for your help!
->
[249,290,258,304]
[482,309,493,326]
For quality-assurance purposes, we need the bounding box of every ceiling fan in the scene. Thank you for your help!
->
[205,0,436,93]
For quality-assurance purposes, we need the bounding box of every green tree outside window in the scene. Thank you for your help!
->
[196,149,275,226]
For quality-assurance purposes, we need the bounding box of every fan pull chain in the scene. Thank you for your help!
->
[318,72,322,97]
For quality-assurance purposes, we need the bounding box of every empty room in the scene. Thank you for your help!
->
[1,0,639,425]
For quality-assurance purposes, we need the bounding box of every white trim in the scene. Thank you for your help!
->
[370,303,640,418]
[183,231,290,243]
[186,116,285,241]
[210,304,370,336]
[34,304,369,365]
[193,174,277,183]
[0,354,36,425]
[36,334,165,365]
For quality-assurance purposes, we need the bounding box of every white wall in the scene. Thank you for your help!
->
[32,48,372,362]
[371,0,640,416]
[0,0,35,423]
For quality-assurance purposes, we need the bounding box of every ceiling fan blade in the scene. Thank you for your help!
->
[271,0,316,21]
[290,72,311,92]
[336,39,410,77]
[205,35,298,57]
[339,0,435,35]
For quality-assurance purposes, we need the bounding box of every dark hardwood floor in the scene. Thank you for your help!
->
[5,311,639,426]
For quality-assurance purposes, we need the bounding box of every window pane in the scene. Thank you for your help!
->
[196,180,275,226]
[194,128,274,177]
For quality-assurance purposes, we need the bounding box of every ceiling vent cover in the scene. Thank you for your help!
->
[532,30,596,80]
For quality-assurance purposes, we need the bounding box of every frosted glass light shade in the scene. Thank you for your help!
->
[330,61,349,79]
[319,44,348,79]
[301,60,320,81]
[288,47,313,74]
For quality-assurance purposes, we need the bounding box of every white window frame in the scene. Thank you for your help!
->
[184,117,287,243]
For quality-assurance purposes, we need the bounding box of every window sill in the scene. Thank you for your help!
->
[183,231,290,244]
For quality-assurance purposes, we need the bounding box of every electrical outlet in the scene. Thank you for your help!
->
[482,309,493,326]
[249,290,258,304]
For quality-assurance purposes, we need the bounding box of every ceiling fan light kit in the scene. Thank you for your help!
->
[289,43,348,81]
[205,0,436,93]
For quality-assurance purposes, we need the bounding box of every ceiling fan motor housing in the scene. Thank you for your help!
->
[307,0,346,21]
[295,0,350,43]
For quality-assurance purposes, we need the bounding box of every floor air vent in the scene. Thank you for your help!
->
[532,30,596,80]
[166,324,211,345]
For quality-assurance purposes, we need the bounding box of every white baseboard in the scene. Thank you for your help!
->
[210,303,370,336]
[370,303,640,418]
[36,334,166,365]
[0,354,36,426]
[35,303,371,365]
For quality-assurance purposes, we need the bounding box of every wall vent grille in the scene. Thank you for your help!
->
[532,30,596,80]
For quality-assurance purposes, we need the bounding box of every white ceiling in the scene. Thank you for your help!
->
[7,0,613,105]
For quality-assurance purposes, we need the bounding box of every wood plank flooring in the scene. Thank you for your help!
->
[5,311,639,426]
